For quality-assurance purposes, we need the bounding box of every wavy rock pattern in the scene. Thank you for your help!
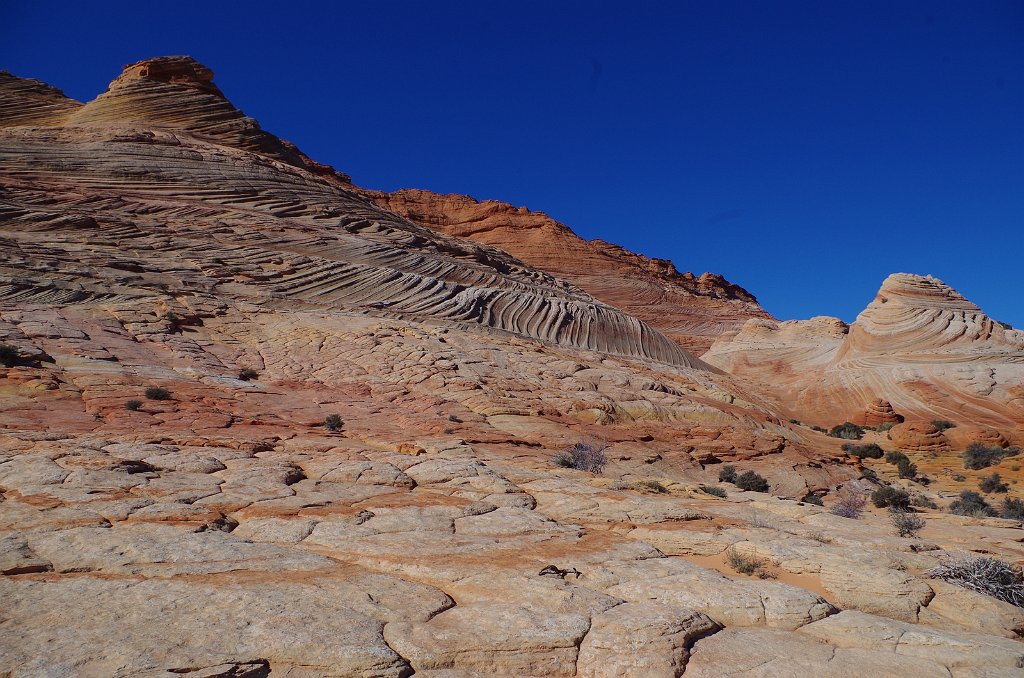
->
[705,274,1024,439]
[0,71,82,127]
[370,189,772,354]
[0,58,703,370]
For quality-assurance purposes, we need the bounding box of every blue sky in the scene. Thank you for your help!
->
[4,1,1022,326]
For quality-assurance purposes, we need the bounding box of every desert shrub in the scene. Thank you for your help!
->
[810,425,827,433]
[872,486,911,510]
[634,479,667,493]
[860,467,878,481]
[324,414,343,432]
[124,399,143,411]
[896,457,918,479]
[144,386,172,401]
[447,414,461,423]
[932,419,956,432]
[702,485,727,498]
[979,473,1009,494]
[0,344,20,367]
[553,442,607,474]
[718,465,737,483]
[885,450,910,465]
[801,493,824,506]
[842,443,884,459]
[877,422,896,432]
[788,418,801,425]
[928,556,1024,607]
[952,473,966,482]
[807,531,832,543]
[726,547,769,576]
[238,368,259,381]
[735,470,770,492]
[963,443,1010,470]
[831,490,866,518]
[1000,498,1024,520]
[911,493,937,509]
[890,508,926,537]
[949,490,996,517]
[828,422,865,440]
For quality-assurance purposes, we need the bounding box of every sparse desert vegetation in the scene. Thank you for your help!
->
[144,386,172,401]
[553,442,607,474]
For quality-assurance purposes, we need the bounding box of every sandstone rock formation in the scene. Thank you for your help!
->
[369,189,772,354]
[851,398,903,427]
[705,274,1024,444]
[2,57,1022,676]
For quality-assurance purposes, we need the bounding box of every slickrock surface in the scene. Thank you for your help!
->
[369,189,772,354]
[705,274,1024,444]
[2,58,1022,676]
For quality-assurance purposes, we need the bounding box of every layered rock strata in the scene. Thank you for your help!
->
[369,189,772,354]
[705,274,1024,442]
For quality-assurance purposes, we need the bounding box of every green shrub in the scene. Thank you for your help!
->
[896,457,918,479]
[324,414,343,432]
[872,486,911,510]
[890,508,926,538]
[828,422,865,440]
[238,368,259,381]
[718,465,737,483]
[1000,497,1024,520]
[979,473,1009,494]
[949,490,996,517]
[963,443,1013,470]
[911,493,937,509]
[801,493,824,506]
[0,344,19,367]
[885,450,910,465]
[553,442,607,474]
[124,399,143,411]
[842,443,884,459]
[144,386,172,401]
[702,485,727,498]
[726,547,770,576]
[932,420,956,432]
[735,470,770,492]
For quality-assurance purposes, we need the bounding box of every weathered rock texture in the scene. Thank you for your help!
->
[1,58,1022,677]
[369,189,772,354]
[705,274,1024,443]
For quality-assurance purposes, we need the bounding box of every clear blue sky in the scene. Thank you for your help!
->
[4,1,1022,326]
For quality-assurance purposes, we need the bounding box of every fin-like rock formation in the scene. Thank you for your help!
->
[0,57,705,370]
[704,273,1024,441]
[368,188,772,354]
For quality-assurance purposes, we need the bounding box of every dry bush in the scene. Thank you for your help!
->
[889,508,925,537]
[831,490,866,519]
[553,441,607,474]
[928,555,1024,607]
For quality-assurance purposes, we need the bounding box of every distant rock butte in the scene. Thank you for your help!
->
[705,273,1024,442]
[369,188,772,354]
